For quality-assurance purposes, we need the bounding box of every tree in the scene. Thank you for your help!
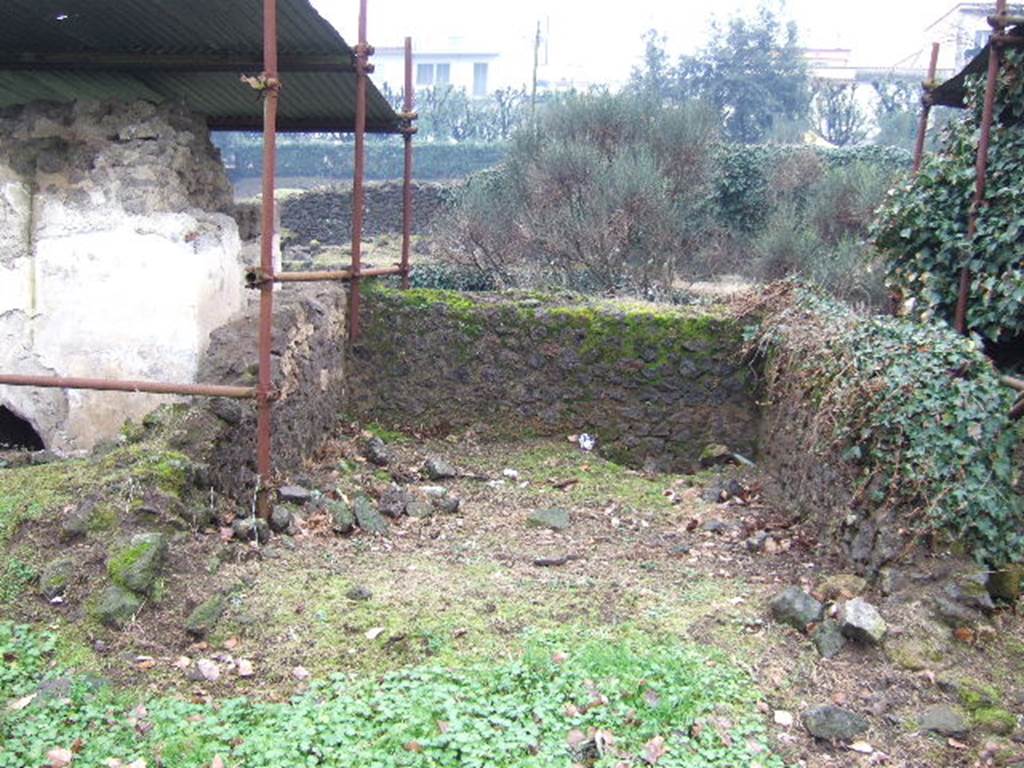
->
[677,5,810,143]
[870,75,922,150]
[811,80,868,146]
[628,29,676,104]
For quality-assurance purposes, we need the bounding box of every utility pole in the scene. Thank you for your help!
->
[530,19,541,131]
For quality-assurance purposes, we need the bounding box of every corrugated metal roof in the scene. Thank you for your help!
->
[929,25,1024,109]
[0,0,402,133]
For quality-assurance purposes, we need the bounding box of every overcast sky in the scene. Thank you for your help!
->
[312,0,952,86]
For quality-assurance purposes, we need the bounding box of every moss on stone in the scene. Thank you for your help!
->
[107,533,168,595]
[971,707,1017,736]
[959,679,1002,711]
[186,594,226,638]
[91,585,143,629]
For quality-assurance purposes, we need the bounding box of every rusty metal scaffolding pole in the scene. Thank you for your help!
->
[954,0,1005,335]
[400,36,415,290]
[349,0,370,338]
[255,0,280,519]
[912,43,941,173]
[0,375,254,399]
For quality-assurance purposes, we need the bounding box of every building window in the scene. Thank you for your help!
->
[473,62,488,96]
[416,62,451,87]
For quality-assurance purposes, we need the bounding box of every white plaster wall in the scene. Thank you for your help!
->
[0,101,248,453]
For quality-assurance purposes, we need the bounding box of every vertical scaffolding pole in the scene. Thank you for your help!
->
[401,36,414,290]
[954,0,1005,335]
[349,0,370,338]
[256,0,279,519]
[912,43,941,173]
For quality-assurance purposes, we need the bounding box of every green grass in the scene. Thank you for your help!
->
[0,622,781,768]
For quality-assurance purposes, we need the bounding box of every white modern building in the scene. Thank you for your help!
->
[373,42,502,98]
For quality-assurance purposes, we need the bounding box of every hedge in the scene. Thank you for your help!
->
[216,138,508,181]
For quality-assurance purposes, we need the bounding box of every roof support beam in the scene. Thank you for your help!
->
[0,51,355,72]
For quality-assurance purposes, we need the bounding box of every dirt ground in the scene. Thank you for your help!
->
[3,424,1023,767]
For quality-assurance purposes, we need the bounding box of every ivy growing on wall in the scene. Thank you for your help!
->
[755,285,1024,567]
[873,48,1024,341]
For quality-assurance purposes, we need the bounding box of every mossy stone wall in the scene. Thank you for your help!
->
[348,288,759,470]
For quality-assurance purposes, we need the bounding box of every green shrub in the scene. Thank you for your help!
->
[873,48,1024,340]
[755,285,1024,566]
[441,93,718,294]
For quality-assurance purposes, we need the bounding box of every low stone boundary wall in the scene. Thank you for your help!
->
[346,287,758,472]
[280,182,454,249]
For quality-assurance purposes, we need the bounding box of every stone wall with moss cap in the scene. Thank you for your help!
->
[347,287,759,471]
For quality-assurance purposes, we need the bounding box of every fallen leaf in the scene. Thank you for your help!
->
[403,742,423,753]
[567,728,587,749]
[436,720,450,734]
[292,665,311,681]
[773,710,794,728]
[173,656,192,670]
[551,651,569,665]
[948,738,969,750]
[643,735,668,764]
[365,627,385,641]
[643,688,661,707]
[7,693,35,711]
[47,748,74,768]
[223,637,239,651]
[210,757,225,768]
[134,656,157,670]
[848,741,874,754]
[236,659,255,678]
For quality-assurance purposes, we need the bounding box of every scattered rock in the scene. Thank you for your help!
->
[269,505,295,534]
[423,457,457,480]
[817,574,868,602]
[934,569,996,627]
[327,500,355,534]
[839,597,887,644]
[769,587,823,632]
[987,566,1022,603]
[670,543,691,556]
[919,704,969,737]
[35,677,73,702]
[802,705,869,741]
[812,619,847,659]
[354,495,389,534]
[744,532,770,553]
[362,436,391,467]
[197,658,221,682]
[432,495,461,515]
[185,595,225,638]
[700,519,732,534]
[278,485,312,504]
[699,443,735,469]
[231,516,270,544]
[61,497,99,541]
[527,508,570,531]
[236,659,255,678]
[107,533,168,594]
[774,710,794,727]
[93,585,143,629]
[378,486,410,518]
[404,500,433,518]
[39,557,75,600]
[346,585,372,601]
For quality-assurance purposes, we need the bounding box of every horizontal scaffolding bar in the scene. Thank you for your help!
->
[0,52,356,72]
[273,265,403,283]
[0,374,255,399]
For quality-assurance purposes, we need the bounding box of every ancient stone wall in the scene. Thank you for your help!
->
[0,100,247,452]
[280,182,453,249]
[346,287,759,471]
[180,285,348,499]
